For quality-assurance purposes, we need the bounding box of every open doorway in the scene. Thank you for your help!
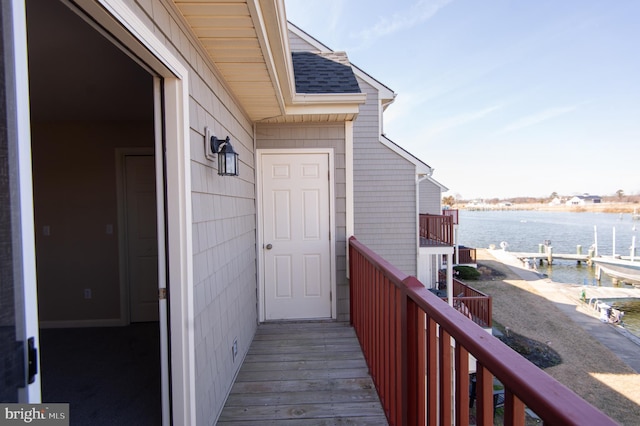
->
[26,0,161,423]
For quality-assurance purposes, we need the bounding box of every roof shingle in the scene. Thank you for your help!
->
[292,51,361,94]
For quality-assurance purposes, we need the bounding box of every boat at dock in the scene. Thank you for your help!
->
[590,257,640,286]
[590,256,640,270]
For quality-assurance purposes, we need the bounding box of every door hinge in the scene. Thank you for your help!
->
[159,288,167,300]
[27,337,37,384]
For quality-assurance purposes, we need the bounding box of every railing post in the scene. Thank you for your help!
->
[504,389,526,426]
[476,363,494,425]
[405,277,426,425]
[400,286,409,426]
[455,345,470,425]
[439,328,452,425]
[487,296,493,328]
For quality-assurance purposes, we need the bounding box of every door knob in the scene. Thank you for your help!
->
[265,244,273,250]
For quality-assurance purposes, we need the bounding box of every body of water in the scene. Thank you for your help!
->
[457,209,640,337]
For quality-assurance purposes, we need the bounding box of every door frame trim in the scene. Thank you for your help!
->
[256,148,337,322]
[7,0,41,402]
[71,1,196,424]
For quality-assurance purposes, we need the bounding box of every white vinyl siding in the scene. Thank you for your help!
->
[353,77,417,275]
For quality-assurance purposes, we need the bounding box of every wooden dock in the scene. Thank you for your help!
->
[512,252,590,264]
[217,321,387,425]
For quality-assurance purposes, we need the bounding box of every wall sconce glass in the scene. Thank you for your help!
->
[211,136,239,176]
[204,127,239,176]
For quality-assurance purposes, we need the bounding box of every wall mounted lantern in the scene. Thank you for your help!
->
[204,127,239,176]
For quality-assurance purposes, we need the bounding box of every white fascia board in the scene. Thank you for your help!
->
[424,174,449,192]
[292,93,367,104]
[251,0,291,114]
[419,246,455,256]
[287,93,366,115]
[288,22,333,51]
[378,136,432,175]
[292,92,367,105]
[286,103,361,116]
[352,64,396,104]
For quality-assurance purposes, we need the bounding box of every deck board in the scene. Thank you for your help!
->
[217,321,388,425]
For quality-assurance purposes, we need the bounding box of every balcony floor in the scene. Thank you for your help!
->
[217,321,388,425]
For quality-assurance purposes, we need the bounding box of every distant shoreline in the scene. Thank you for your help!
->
[456,202,639,214]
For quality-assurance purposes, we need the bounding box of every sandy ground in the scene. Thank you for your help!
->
[472,249,640,425]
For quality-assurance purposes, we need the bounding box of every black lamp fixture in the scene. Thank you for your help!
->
[204,127,239,176]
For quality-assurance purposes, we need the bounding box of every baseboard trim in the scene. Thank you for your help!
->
[39,318,127,329]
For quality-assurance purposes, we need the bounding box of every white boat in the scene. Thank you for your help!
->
[591,257,640,286]
[591,255,640,268]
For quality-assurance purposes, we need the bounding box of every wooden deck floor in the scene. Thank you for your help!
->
[217,321,388,425]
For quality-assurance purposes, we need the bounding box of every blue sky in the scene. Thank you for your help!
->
[284,0,640,199]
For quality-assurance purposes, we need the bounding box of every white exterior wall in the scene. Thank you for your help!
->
[353,77,417,276]
[130,2,258,424]
[256,123,350,320]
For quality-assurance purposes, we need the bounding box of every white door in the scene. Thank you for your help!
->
[124,155,159,322]
[261,152,332,320]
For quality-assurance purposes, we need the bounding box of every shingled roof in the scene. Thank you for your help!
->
[292,51,361,94]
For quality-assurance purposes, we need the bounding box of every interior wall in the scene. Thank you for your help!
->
[31,121,153,322]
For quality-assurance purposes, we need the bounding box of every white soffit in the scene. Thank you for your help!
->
[173,0,287,121]
[173,1,366,123]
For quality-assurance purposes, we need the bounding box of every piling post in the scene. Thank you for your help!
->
[547,246,553,265]
[576,245,582,264]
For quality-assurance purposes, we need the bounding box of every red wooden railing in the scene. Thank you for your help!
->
[349,236,615,426]
[419,214,454,246]
[438,273,492,328]
[451,296,491,328]
[455,246,476,264]
[442,208,459,225]
[453,277,488,299]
